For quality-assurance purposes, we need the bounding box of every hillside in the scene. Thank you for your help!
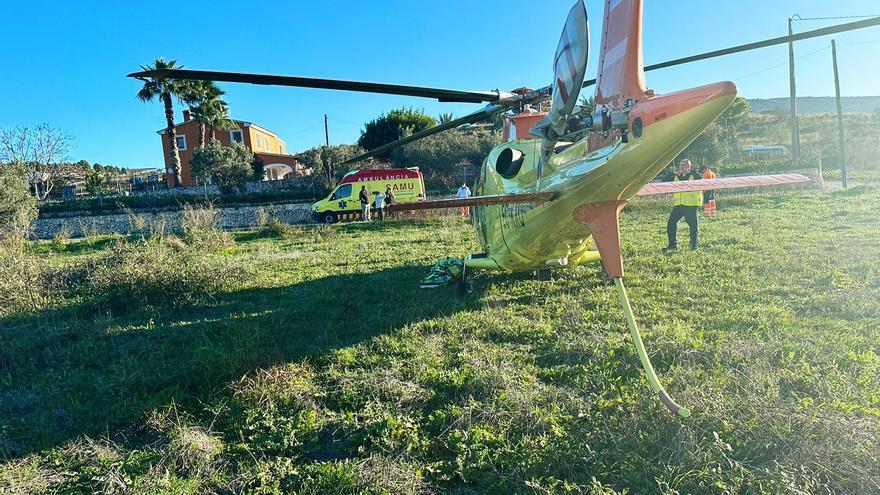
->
[2,189,879,493]
[747,96,880,114]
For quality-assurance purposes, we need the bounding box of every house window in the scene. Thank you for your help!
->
[252,133,261,150]
[230,129,243,144]
[264,136,270,150]
[278,143,283,154]
[175,135,187,150]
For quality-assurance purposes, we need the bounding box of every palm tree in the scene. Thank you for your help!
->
[578,95,596,113]
[135,58,188,187]
[438,112,454,124]
[182,80,234,147]
[201,99,235,143]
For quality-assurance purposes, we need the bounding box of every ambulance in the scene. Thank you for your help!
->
[311,167,426,224]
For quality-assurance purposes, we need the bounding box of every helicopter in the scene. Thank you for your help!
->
[129,1,879,417]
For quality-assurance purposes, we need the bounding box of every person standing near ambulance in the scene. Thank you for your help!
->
[385,185,396,205]
[456,183,472,217]
[664,159,703,251]
[374,190,386,221]
[359,185,371,222]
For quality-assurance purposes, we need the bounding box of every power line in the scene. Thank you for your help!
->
[838,39,880,46]
[791,14,880,22]
[327,117,363,127]
[733,45,831,81]
[284,120,325,136]
[734,45,831,81]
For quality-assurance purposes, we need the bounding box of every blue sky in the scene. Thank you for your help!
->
[1,0,879,168]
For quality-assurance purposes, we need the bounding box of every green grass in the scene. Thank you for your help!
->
[2,189,879,494]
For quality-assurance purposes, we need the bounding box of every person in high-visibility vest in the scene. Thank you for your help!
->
[664,159,703,251]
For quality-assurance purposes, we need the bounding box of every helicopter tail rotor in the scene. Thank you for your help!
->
[531,0,590,187]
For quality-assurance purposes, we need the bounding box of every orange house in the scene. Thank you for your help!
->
[158,110,309,187]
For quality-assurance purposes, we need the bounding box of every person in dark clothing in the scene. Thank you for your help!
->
[359,185,371,222]
[665,159,703,251]
[384,185,396,205]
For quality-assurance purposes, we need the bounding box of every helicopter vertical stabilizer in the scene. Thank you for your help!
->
[594,0,647,108]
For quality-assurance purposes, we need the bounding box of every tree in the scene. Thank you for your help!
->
[0,124,73,200]
[438,113,454,124]
[297,144,365,187]
[394,128,501,188]
[0,162,37,239]
[718,96,750,129]
[190,141,254,193]
[251,154,265,181]
[135,58,189,188]
[84,166,108,196]
[677,122,728,169]
[578,94,596,113]
[357,108,437,159]
[182,80,234,147]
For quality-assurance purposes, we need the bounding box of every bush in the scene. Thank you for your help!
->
[0,163,37,239]
[190,141,253,194]
[0,240,50,316]
[79,237,240,313]
[181,203,231,250]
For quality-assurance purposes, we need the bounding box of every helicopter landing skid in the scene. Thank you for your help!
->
[573,200,691,418]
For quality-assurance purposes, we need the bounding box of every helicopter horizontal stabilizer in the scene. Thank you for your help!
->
[636,174,810,196]
[386,192,556,212]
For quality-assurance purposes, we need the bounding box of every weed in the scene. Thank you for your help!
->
[181,203,232,250]
[77,236,241,313]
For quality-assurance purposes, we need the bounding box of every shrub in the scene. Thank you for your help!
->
[190,141,253,194]
[254,207,270,231]
[0,238,74,316]
[79,237,240,313]
[0,162,37,239]
[181,203,231,250]
[262,217,300,238]
[0,240,48,316]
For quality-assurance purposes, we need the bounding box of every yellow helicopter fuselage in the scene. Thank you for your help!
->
[469,82,737,273]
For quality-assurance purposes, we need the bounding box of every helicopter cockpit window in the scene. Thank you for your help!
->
[332,184,352,199]
[495,148,524,179]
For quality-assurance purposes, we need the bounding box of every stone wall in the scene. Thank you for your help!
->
[33,202,314,239]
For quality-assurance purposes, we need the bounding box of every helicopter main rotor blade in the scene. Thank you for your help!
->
[581,15,880,88]
[128,68,512,104]
[342,105,506,164]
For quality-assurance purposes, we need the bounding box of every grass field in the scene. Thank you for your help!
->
[2,188,879,494]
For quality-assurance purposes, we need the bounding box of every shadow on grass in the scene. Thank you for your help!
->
[0,264,477,458]
[28,235,122,255]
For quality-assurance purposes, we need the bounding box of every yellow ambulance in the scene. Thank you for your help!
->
[311,167,426,223]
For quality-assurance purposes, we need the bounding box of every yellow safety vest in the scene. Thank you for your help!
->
[673,174,703,207]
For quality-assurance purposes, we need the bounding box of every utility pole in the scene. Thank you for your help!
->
[324,114,330,146]
[831,39,848,189]
[788,16,801,162]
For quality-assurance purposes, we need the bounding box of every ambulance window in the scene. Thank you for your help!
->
[332,184,352,199]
